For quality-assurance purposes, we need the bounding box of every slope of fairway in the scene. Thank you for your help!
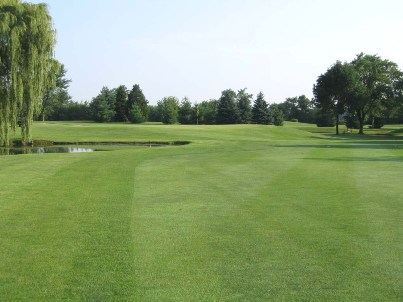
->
[0,122,402,301]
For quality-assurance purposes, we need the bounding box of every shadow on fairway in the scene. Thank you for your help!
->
[303,156,403,162]
[275,143,403,150]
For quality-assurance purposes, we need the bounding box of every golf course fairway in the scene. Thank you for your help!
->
[0,122,402,301]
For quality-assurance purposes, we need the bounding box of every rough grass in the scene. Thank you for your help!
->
[0,122,402,301]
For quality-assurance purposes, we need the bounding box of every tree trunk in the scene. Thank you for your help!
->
[335,114,339,135]
[357,110,365,135]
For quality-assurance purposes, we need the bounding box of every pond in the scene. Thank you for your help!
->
[0,141,190,156]
[0,147,95,156]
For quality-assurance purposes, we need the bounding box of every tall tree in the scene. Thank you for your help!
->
[128,84,148,123]
[157,96,179,124]
[313,61,357,134]
[252,92,270,124]
[178,97,193,124]
[237,88,252,124]
[0,1,57,145]
[349,53,403,134]
[90,87,115,123]
[216,89,239,124]
[269,103,284,126]
[40,63,72,121]
[114,85,128,122]
[197,100,217,124]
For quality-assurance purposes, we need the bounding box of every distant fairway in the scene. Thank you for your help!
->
[0,122,402,301]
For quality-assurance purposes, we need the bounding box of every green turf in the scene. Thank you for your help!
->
[0,122,402,301]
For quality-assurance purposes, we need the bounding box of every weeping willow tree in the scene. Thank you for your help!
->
[0,0,57,146]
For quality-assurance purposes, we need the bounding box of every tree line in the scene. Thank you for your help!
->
[45,53,403,131]
[39,69,323,127]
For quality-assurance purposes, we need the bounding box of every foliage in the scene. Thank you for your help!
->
[252,92,270,124]
[216,89,239,124]
[269,103,284,126]
[178,97,193,124]
[315,112,335,127]
[314,54,403,134]
[39,63,72,121]
[147,105,161,122]
[157,96,179,124]
[114,85,128,122]
[349,53,403,134]
[128,84,148,123]
[237,88,252,124]
[344,113,360,129]
[129,103,146,123]
[371,116,385,129]
[0,0,57,145]
[47,101,90,121]
[278,95,316,123]
[90,87,115,123]
[197,100,217,124]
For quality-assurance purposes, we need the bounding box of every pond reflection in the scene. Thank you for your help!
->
[0,147,95,156]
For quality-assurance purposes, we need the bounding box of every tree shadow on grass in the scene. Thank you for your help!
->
[275,143,403,150]
[303,156,403,162]
[311,133,403,142]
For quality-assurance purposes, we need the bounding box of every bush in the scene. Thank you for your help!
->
[371,117,385,129]
[290,118,298,122]
[316,113,335,127]
[345,114,359,129]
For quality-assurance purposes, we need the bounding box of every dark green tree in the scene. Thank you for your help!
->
[129,103,146,123]
[252,92,270,124]
[128,84,148,123]
[269,103,284,126]
[197,100,217,124]
[278,95,315,123]
[313,61,357,134]
[90,87,115,123]
[178,97,193,124]
[114,85,128,122]
[40,63,72,121]
[237,88,252,124]
[147,105,161,122]
[216,89,239,124]
[157,97,179,124]
[349,53,403,134]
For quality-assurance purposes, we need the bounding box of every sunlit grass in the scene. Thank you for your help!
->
[0,122,402,301]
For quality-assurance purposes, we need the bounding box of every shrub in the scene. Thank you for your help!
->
[316,113,335,127]
[345,114,360,129]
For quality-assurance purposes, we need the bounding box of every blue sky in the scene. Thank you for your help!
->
[30,0,403,104]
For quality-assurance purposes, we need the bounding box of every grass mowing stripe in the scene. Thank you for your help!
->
[1,122,402,301]
[0,151,145,301]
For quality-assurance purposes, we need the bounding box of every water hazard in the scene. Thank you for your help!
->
[0,141,190,156]
[0,147,95,156]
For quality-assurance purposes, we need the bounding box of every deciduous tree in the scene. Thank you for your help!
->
[350,53,403,134]
[313,61,357,134]
[0,0,57,145]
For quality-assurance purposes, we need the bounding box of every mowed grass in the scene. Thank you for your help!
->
[0,122,402,301]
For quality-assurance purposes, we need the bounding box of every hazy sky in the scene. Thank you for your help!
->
[30,0,403,104]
